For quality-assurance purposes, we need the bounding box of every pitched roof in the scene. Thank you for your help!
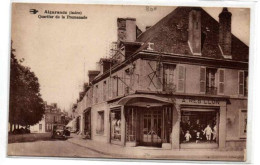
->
[136,7,249,62]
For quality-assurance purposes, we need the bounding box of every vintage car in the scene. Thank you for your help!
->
[51,124,70,139]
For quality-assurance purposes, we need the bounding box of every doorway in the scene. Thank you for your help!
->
[141,108,162,147]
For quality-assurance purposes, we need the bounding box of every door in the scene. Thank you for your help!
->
[141,108,162,147]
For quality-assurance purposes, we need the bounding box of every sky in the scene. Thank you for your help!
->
[11,3,250,111]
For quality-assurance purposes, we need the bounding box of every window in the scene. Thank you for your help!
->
[163,64,176,91]
[180,109,218,144]
[103,81,107,101]
[110,109,121,141]
[112,75,118,97]
[39,124,42,131]
[239,110,247,138]
[125,107,137,142]
[238,70,248,96]
[200,67,206,93]
[96,111,104,134]
[218,69,225,94]
[177,65,185,92]
[200,67,217,94]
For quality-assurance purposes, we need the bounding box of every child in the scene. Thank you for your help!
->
[195,131,202,143]
[184,130,192,142]
[212,124,217,141]
[203,124,213,141]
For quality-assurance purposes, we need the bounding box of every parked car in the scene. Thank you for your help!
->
[51,124,70,139]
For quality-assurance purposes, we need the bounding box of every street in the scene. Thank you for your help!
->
[8,138,111,158]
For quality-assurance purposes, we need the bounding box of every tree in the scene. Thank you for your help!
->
[9,41,45,132]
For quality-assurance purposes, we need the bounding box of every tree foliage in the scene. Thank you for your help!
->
[9,41,45,130]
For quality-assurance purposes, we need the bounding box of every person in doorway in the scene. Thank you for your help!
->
[195,131,202,143]
[203,124,213,142]
[184,130,192,142]
[212,124,217,142]
[193,119,202,139]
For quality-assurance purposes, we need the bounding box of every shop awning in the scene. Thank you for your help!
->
[117,94,173,107]
[66,120,74,128]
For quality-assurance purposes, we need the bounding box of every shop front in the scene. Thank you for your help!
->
[180,107,219,149]
[109,95,174,148]
[108,94,227,150]
[176,97,227,149]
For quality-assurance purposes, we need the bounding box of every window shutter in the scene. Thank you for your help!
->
[238,71,244,95]
[200,67,206,93]
[218,69,225,94]
[177,65,185,92]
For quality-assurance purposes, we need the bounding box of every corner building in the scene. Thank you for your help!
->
[77,7,248,151]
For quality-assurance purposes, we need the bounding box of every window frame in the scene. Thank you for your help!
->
[239,109,247,139]
[163,63,176,91]
[218,69,225,95]
[200,66,206,94]
[177,64,186,93]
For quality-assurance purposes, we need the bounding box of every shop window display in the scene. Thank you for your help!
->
[180,110,218,144]
[126,107,137,142]
[111,110,121,141]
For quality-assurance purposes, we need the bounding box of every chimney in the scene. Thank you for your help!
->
[99,58,113,74]
[219,7,232,58]
[188,8,201,55]
[117,18,137,43]
[88,70,100,83]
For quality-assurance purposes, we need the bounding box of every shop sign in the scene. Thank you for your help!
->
[181,97,220,105]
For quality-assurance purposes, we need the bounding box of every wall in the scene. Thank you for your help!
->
[224,68,239,96]
[226,99,247,140]
[184,64,200,94]
[91,102,110,143]
[30,116,46,133]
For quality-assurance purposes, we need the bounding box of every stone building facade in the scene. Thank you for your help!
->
[73,7,248,151]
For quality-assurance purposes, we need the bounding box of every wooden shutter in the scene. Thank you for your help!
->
[177,65,185,92]
[200,67,206,93]
[238,71,244,95]
[218,69,225,94]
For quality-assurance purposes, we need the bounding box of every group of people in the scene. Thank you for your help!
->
[181,119,218,143]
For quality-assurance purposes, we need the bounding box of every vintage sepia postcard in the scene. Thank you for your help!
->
[8,2,250,162]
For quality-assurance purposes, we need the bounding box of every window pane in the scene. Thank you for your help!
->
[219,83,224,93]
[200,81,206,93]
[219,70,224,82]
[200,67,206,81]
[178,80,184,91]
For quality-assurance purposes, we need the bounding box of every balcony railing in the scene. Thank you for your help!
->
[206,86,217,95]
[163,83,176,93]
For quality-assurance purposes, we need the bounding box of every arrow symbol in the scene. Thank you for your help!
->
[29,9,38,14]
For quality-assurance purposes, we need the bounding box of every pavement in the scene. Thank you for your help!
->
[67,134,246,161]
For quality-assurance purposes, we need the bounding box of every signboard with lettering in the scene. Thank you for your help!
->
[180,97,221,105]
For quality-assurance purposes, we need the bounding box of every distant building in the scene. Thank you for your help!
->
[30,102,63,133]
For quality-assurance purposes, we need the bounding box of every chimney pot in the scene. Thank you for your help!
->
[117,18,137,44]
[188,8,202,55]
[218,7,232,57]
